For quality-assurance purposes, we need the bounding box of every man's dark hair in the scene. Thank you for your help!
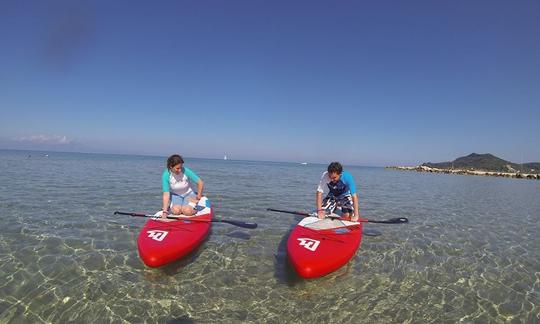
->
[167,154,185,169]
[327,162,343,174]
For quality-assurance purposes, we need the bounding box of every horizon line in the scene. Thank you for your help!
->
[0,147,386,168]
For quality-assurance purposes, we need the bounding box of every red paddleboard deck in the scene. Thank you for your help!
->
[137,197,213,267]
[287,216,363,278]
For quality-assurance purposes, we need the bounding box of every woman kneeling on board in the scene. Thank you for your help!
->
[161,154,204,218]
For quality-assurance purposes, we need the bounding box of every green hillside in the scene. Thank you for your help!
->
[422,153,540,174]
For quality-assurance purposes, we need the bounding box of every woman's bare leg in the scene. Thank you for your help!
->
[181,205,196,216]
[171,205,183,215]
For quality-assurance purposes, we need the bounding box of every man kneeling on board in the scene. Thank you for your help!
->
[316,162,360,221]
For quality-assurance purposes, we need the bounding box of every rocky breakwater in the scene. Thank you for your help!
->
[386,165,540,180]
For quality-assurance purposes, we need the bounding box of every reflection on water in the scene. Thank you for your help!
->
[0,150,539,322]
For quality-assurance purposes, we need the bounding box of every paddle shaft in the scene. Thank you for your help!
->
[266,208,408,224]
[266,209,383,236]
[266,208,312,217]
[114,211,257,229]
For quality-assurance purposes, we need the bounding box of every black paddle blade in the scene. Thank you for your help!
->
[368,217,409,224]
[390,217,409,223]
[114,211,133,216]
[215,219,258,229]
[114,211,147,217]
[363,228,382,237]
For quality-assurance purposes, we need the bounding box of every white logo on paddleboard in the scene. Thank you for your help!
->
[297,238,320,252]
[147,230,168,242]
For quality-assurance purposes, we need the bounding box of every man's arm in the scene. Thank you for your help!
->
[352,193,359,221]
[316,191,324,218]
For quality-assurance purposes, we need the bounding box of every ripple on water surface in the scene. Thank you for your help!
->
[0,150,539,322]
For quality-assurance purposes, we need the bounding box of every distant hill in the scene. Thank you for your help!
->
[422,153,540,174]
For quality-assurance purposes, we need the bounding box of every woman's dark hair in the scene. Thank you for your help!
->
[167,154,184,169]
[327,162,343,174]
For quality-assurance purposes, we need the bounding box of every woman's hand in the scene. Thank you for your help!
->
[161,210,169,219]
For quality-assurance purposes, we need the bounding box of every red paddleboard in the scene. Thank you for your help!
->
[287,216,363,278]
[137,197,213,267]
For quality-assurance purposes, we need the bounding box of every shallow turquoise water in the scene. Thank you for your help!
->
[0,150,538,323]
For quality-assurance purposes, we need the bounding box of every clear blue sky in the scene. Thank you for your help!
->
[1,1,539,166]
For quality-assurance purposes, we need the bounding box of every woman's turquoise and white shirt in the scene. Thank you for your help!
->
[162,167,200,196]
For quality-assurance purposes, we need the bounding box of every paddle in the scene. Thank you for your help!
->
[266,208,383,237]
[114,211,258,229]
[266,208,408,224]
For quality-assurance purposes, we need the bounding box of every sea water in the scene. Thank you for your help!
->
[0,150,538,323]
